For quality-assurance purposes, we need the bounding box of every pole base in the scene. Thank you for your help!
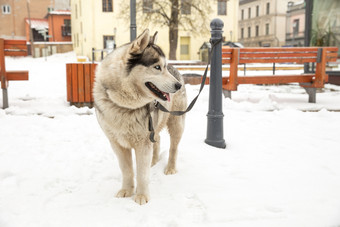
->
[205,138,226,149]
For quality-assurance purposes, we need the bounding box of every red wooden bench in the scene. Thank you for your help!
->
[216,46,338,103]
[0,38,29,109]
[66,63,97,107]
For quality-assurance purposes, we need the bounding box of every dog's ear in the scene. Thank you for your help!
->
[130,29,150,53]
[150,31,158,45]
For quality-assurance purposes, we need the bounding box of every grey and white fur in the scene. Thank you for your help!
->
[93,29,187,205]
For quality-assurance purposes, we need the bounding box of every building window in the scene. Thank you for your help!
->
[76,33,79,47]
[103,36,115,49]
[2,5,11,14]
[79,1,82,17]
[248,7,251,18]
[62,19,71,36]
[293,19,299,36]
[217,0,227,15]
[241,9,244,20]
[181,0,191,15]
[248,27,251,38]
[180,36,190,60]
[103,0,113,12]
[256,5,259,17]
[255,25,259,37]
[241,28,244,39]
[265,23,269,35]
[143,0,153,13]
[266,2,270,15]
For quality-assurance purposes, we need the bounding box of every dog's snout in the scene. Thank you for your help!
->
[175,82,182,91]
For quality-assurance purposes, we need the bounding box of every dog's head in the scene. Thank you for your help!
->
[126,29,182,102]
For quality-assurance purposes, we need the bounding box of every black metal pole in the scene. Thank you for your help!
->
[92,48,94,63]
[205,18,226,149]
[130,0,137,41]
[304,0,313,73]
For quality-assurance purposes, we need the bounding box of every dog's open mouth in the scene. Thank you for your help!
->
[145,82,170,102]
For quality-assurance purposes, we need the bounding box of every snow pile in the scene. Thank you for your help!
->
[1,52,340,227]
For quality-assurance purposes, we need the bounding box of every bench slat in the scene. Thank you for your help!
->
[4,40,27,56]
[327,52,338,58]
[4,40,26,45]
[6,71,29,80]
[4,44,27,50]
[240,47,320,52]
[239,58,318,64]
[237,75,316,85]
[240,52,317,58]
[4,50,28,56]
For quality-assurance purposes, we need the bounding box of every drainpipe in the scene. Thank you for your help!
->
[26,0,35,57]
[130,0,136,41]
[304,0,313,73]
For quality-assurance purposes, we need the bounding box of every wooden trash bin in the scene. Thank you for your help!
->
[66,63,97,107]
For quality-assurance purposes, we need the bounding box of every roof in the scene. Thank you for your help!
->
[49,10,71,15]
[25,18,49,30]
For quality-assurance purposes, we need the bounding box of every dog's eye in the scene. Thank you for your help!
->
[154,65,161,71]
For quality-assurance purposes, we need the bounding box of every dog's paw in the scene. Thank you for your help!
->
[164,166,177,175]
[134,194,149,205]
[116,189,134,198]
[151,158,158,167]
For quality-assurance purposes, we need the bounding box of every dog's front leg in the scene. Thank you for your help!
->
[134,143,153,205]
[110,141,135,198]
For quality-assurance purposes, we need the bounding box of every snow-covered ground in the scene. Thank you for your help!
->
[1,52,340,227]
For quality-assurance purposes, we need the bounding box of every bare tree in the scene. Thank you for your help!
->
[120,0,212,60]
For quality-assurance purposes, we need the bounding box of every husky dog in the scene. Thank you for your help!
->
[93,29,187,205]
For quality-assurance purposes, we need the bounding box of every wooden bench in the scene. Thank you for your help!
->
[0,38,29,109]
[218,46,338,103]
[66,63,97,107]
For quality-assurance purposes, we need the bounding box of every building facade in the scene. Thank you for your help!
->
[71,0,239,61]
[1,0,71,57]
[0,0,53,39]
[238,0,301,47]
[285,1,305,47]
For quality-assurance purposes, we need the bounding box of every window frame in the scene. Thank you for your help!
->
[265,23,270,35]
[266,2,270,15]
[217,0,227,16]
[143,0,153,13]
[2,4,11,14]
[181,0,191,15]
[102,0,113,12]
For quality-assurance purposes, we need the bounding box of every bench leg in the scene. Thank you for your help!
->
[223,90,232,99]
[303,87,316,103]
[2,88,9,109]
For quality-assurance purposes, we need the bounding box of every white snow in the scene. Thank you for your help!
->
[1,52,340,227]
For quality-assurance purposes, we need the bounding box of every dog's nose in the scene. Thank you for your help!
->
[175,82,182,91]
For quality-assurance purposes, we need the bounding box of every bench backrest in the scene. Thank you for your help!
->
[222,47,338,64]
[1,39,28,89]
[2,39,28,57]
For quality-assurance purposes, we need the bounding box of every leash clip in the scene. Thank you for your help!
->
[154,100,159,109]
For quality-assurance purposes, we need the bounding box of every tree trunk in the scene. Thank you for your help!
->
[169,0,179,60]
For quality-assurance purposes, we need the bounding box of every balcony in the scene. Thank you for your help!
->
[286,31,304,41]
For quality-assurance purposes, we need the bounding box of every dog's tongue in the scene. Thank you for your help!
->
[165,93,170,102]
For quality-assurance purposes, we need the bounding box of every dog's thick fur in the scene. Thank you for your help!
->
[93,29,187,205]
